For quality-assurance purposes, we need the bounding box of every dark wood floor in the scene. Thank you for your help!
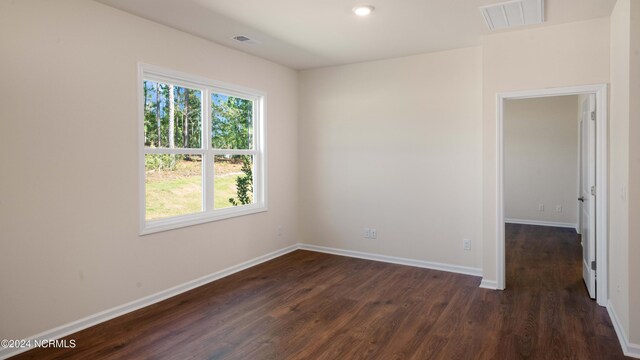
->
[13,224,627,359]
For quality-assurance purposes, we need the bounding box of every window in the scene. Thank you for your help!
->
[139,64,266,234]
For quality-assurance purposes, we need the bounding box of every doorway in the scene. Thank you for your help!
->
[495,84,608,306]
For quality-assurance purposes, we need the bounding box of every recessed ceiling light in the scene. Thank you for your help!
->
[352,5,374,17]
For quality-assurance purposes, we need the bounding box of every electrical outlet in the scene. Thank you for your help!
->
[556,205,562,213]
[463,239,471,251]
[277,226,283,237]
[538,204,544,212]
[363,228,371,239]
[370,228,377,239]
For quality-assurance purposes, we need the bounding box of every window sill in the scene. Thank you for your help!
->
[140,204,267,235]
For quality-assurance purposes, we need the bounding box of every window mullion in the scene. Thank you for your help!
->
[210,149,258,156]
[203,89,214,212]
[144,148,203,155]
[253,99,263,206]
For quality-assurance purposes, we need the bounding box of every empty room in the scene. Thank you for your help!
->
[0,0,638,359]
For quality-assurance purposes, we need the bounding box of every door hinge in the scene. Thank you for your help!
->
[591,261,597,271]
[591,186,596,196]
[591,111,596,121]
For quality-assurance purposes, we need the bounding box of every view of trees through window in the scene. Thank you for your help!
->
[143,80,255,221]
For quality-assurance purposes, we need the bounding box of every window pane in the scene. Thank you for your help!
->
[214,155,255,209]
[211,93,253,150]
[145,154,202,220]
[143,80,202,149]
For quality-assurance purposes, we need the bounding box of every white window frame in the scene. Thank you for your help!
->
[138,63,267,235]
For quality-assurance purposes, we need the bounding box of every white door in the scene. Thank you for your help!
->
[579,94,596,299]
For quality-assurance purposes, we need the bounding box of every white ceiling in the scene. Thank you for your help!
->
[96,0,616,70]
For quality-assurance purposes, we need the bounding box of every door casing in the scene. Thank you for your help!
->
[492,84,608,306]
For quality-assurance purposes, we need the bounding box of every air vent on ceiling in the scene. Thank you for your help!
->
[232,35,260,45]
[480,0,544,31]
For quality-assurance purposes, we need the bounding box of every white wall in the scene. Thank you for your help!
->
[3,0,638,350]
[504,96,579,227]
[299,47,483,270]
[630,0,640,345]
[0,0,299,340]
[609,0,640,347]
[610,0,631,340]
[481,18,610,284]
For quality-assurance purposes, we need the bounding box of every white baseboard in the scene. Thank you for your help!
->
[505,218,578,231]
[0,244,299,360]
[298,244,482,277]
[607,301,640,358]
[479,279,498,290]
[13,241,634,359]
[1,243,486,359]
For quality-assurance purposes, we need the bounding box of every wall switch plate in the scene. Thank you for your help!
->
[463,239,471,251]
[364,228,371,238]
[538,204,544,212]
[370,229,377,239]
[556,205,562,213]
